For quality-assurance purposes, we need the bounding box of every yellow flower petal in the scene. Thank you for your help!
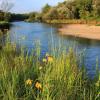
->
[35,82,42,90]
[47,56,53,62]
[25,79,33,86]
[43,58,47,62]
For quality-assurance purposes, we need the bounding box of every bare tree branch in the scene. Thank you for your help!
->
[0,0,14,12]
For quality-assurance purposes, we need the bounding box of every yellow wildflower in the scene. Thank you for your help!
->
[47,56,53,62]
[25,79,33,86]
[35,82,42,90]
[43,58,47,62]
[39,66,42,70]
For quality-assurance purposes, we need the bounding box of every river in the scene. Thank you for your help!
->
[1,21,100,77]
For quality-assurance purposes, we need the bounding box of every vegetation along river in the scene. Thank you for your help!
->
[1,21,100,77]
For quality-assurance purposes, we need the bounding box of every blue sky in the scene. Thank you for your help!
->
[10,0,64,13]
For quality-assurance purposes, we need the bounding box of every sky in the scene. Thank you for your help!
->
[8,0,64,14]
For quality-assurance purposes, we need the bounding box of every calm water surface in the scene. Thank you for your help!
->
[2,21,100,77]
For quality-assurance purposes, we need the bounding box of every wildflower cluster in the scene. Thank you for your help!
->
[25,79,42,91]
[35,81,42,90]
[25,79,33,86]
[42,53,53,63]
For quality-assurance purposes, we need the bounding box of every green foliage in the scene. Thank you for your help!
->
[0,11,4,21]
[10,13,29,21]
[35,13,42,22]
[26,12,37,22]
[40,0,100,21]
[42,4,51,14]
[43,7,58,20]
[0,21,10,30]
[26,12,43,22]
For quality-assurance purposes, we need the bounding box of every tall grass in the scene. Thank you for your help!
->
[0,42,100,100]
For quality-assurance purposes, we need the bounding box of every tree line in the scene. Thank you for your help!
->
[0,0,100,22]
[27,0,100,22]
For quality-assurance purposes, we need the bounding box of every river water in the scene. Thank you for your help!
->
[2,21,100,77]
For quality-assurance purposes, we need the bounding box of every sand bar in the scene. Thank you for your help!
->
[59,24,100,40]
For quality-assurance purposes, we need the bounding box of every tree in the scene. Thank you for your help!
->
[0,10,4,21]
[43,7,58,20]
[42,4,51,14]
[27,12,37,22]
[75,0,93,19]
[35,13,43,22]
[0,0,13,21]
[92,0,100,17]
[41,0,100,21]
[57,6,70,19]
[0,0,13,12]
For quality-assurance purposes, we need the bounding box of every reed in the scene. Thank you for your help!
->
[0,42,99,100]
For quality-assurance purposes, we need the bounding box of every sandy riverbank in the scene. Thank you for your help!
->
[59,24,100,40]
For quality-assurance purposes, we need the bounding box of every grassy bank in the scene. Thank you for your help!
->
[44,19,100,25]
[0,21,11,29]
[0,21,10,36]
[0,42,100,100]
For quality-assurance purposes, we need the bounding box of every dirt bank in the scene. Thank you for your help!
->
[59,24,100,40]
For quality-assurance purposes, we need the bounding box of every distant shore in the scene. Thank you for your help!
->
[59,24,100,40]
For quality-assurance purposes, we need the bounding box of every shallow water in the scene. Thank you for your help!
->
[2,21,100,77]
